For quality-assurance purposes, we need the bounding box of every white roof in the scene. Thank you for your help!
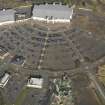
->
[0,73,10,88]
[0,9,15,22]
[27,77,43,88]
[33,4,73,19]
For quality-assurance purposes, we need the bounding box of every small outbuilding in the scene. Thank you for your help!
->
[27,76,43,88]
[0,73,10,88]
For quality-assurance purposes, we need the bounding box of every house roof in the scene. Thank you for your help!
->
[0,73,10,84]
[0,9,15,22]
[33,4,73,19]
[29,78,43,86]
[27,77,43,88]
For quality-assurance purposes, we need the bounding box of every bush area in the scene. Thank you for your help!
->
[0,0,74,9]
[98,65,105,86]
[0,0,103,8]
[0,0,105,14]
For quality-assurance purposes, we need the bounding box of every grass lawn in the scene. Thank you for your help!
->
[14,87,32,105]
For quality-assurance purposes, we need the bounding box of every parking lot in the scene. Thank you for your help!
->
[0,9,105,105]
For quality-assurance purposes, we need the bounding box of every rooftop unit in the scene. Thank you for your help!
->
[32,4,73,23]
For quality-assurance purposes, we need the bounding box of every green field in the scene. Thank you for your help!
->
[14,87,31,105]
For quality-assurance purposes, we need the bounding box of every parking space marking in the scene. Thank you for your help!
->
[39,59,43,63]
[37,27,50,70]
[41,53,44,57]
[42,47,46,51]
[37,65,41,70]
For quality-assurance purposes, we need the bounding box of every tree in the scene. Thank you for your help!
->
[64,0,73,5]
[97,65,105,86]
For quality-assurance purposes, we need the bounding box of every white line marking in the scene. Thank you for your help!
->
[38,65,41,70]
[41,53,44,57]
[39,59,43,63]
[42,47,46,51]
[45,37,49,40]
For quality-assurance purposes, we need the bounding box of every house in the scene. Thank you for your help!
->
[32,4,73,23]
[27,76,43,88]
[0,9,16,25]
[0,73,10,88]
[0,45,10,60]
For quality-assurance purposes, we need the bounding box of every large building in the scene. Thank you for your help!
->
[0,4,73,25]
[32,4,73,23]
